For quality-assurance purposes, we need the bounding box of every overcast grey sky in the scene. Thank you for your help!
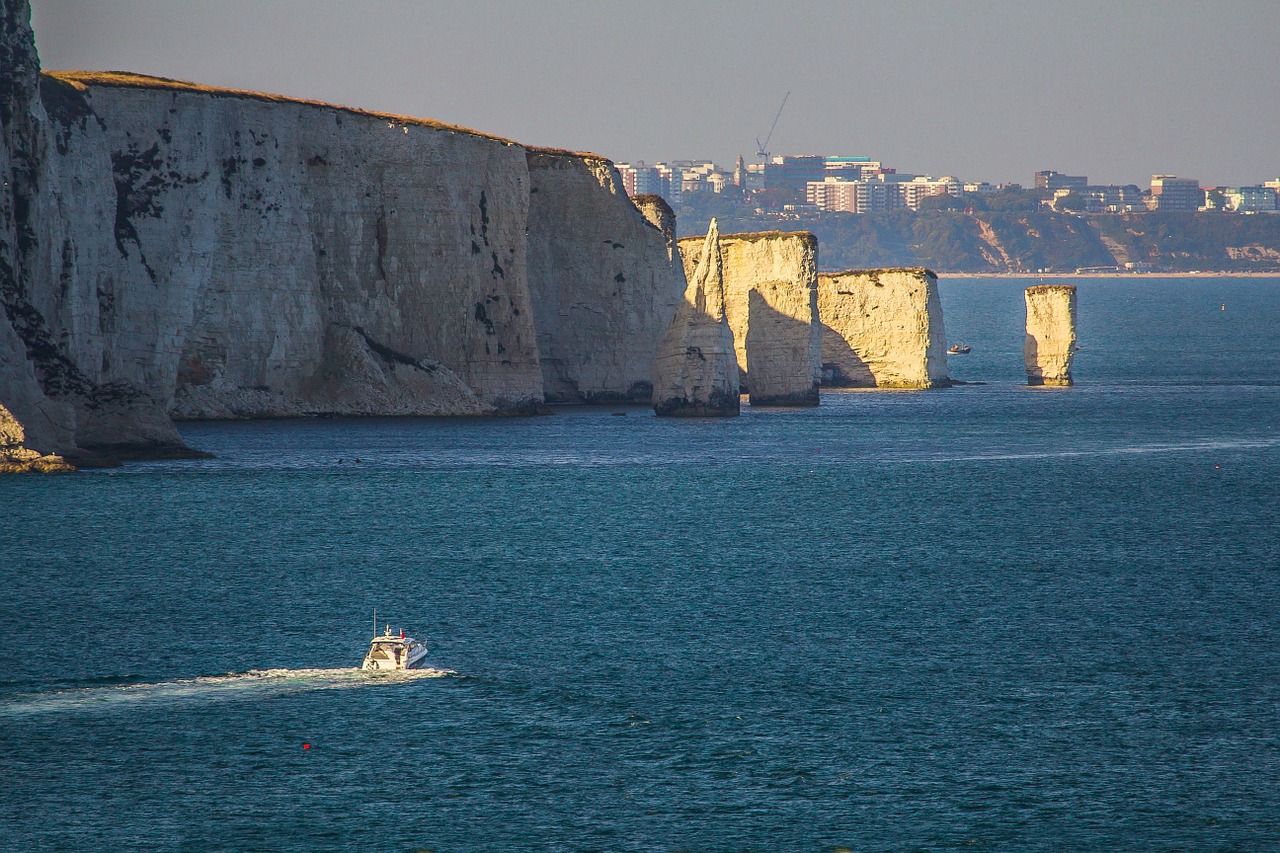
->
[30,0,1280,187]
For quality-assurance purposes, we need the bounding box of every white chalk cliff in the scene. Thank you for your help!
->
[652,219,739,417]
[36,71,543,419]
[2,2,191,462]
[677,231,820,406]
[525,153,683,403]
[816,268,949,389]
[1,0,688,467]
[1024,284,1077,386]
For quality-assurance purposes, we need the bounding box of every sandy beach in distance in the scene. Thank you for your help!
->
[937,271,1280,279]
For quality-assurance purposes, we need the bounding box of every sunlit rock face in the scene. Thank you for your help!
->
[1024,284,1077,386]
[0,401,72,472]
[816,268,949,389]
[678,230,820,407]
[652,219,739,417]
[525,154,683,404]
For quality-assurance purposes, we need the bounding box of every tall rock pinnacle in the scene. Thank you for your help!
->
[651,219,740,416]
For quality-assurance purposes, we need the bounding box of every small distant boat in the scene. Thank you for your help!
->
[362,612,428,671]
[948,344,971,354]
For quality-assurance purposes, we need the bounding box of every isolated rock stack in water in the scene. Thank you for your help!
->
[651,219,740,416]
[677,230,821,406]
[1024,285,1078,386]
[816,268,949,388]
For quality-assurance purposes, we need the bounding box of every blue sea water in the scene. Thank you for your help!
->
[2,276,1279,851]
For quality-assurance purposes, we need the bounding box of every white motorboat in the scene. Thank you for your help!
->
[362,616,428,671]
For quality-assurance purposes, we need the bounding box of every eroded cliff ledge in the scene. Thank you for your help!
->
[1024,284,1077,386]
[677,230,820,407]
[817,268,949,389]
[652,220,739,417]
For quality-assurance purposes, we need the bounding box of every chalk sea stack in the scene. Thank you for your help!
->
[816,268,948,388]
[651,219,740,417]
[1024,284,1078,386]
[678,230,820,407]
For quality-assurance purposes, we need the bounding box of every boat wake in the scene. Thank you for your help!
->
[0,667,455,718]
[908,436,1280,464]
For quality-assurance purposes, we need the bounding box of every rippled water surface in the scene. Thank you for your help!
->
[3,277,1279,851]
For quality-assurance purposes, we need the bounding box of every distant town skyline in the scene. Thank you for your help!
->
[30,0,1280,187]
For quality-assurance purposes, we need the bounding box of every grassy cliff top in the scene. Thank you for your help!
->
[44,70,518,145]
[677,230,819,248]
[820,267,937,279]
[525,145,612,162]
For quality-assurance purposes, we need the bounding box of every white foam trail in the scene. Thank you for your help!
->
[896,436,1280,464]
[0,667,454,718]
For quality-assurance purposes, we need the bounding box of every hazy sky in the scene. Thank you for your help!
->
[30,0,1280,187]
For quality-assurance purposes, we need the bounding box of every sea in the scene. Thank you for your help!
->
[2,276,1278,852]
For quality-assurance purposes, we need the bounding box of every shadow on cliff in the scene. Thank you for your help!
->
[1023,335,1074,387]
[743,291,820,406]
[817,322,876,387]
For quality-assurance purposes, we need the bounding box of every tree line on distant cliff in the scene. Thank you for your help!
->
[676,189,1280,273]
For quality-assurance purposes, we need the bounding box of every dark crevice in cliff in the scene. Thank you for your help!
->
[348,325,440,373]
[2,255,94,398]
[473,301,497,335]
[375,210,388,280]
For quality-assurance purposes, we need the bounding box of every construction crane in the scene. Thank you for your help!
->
[755,91,790,161]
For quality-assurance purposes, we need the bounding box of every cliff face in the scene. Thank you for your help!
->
[1024,284,1077,386]
[652,219,739,417]
[34,72,542,418]
[1,0,70,453]
[677,231,820,406]
[2,2,706,463]
[525,152,683,403]
[816,268,949,389]
[2,2,188,458]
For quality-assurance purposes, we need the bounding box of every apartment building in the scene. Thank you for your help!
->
[1035,170,1088,191]
[806,174,958,213]
[1150,175,1203,211]
[1222,186,1278,212]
